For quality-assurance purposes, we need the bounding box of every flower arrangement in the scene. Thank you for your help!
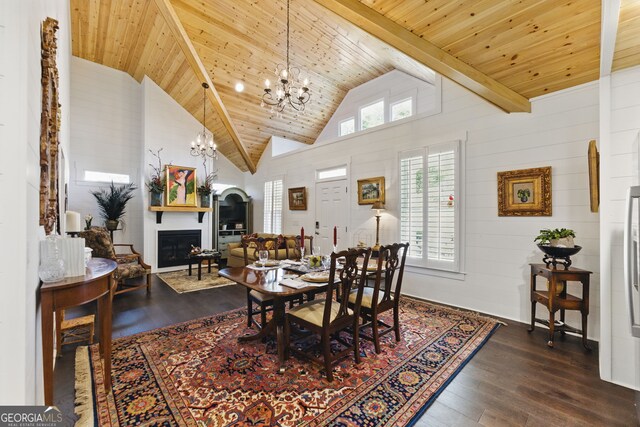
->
[84,214,93,230]
[197,158,218,196]
[146,148,166,194]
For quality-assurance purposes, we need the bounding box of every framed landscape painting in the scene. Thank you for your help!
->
[288,187,307,210]
[497,166,551,216]
[358,176,385,205]
[166,165,197,207]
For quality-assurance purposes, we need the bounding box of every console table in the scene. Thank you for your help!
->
[40,258,117,405]
[528,263,591,349]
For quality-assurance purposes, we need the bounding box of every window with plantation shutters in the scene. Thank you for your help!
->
[399,141,460,271]
[400,154,424,259]
[264,179,283,234]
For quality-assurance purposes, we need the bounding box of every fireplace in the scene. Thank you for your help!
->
[157,230,201,268]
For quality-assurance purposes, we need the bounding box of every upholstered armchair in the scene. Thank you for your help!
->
[79,227,151,295]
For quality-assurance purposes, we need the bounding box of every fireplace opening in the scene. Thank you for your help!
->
[157,230,201,268]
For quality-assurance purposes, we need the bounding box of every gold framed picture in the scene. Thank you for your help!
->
[588,140,599,213]
[497,167,552,216]
[357,176,385,205]
[166,165,197,207]
[288,187,307,210]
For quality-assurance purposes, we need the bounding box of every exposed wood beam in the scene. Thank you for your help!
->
[312,0,531,113]
[153,0,257,173]
[600,0,621,77]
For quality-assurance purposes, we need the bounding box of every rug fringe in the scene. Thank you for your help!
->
[74,346,95,427]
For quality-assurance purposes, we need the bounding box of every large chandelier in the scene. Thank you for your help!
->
[261,0,311,113]
[190,82,218,159]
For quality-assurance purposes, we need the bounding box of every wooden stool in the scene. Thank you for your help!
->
[56,309,95,355]
[528,263,591,350]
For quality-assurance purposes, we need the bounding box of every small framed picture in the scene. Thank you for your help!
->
[288,187,307,210]
[357,176,385,205]
[497,167,552,216]
[166,165,197,207]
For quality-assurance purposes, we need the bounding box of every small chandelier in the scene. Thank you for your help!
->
[261,0,311,114]
[190,82,218,160]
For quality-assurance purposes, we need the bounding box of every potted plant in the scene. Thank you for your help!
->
[197,160,217,208]
[146,148,166,206]
[517,188,530,202]
[91,182,137,231]
[534,228,575,247]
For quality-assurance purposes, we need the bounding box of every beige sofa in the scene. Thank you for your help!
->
[226,233,312,267]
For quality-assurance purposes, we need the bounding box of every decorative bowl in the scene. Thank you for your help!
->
[536,244,582,258]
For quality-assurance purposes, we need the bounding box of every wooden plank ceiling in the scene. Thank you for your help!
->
[71,0,639,172]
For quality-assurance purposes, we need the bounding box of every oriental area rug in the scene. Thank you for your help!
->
[156,269,235,294]
[75,298,500,426]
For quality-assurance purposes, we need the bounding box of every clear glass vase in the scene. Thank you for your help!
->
[38,234,65,283]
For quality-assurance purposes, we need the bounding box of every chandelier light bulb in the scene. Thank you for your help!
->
[303,78,309,87]
[265,79,271,88]
[282,69,288,79]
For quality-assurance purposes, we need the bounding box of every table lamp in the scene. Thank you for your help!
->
[371,201,385,251]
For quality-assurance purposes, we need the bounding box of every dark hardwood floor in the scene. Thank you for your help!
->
[54,274,639,426]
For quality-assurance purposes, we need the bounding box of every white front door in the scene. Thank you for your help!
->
[315,179,348,253]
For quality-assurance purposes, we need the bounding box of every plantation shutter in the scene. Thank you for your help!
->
[264,179,283,234]
[399,141,460,271]
[426,143,457,269]
[400,151,424,259]
[272,180,283,234]
[264,181,273,233]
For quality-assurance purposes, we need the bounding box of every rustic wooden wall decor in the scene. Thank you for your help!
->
[497,167,552,216]
[40,17,61,235]
[588,140,600,213]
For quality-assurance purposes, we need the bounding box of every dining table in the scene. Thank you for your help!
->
[218,264,330,373]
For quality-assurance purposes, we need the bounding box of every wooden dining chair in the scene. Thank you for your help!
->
[56,309,95,355]
[285,247,372,381]
[291,235,314,258]
[242,236,282,329]
[242,236,302,330]
[348,242,409,354]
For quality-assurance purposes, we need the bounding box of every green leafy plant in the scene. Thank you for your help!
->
[534,228,575,245]
[517,188,530,202]
[91,182,137,222]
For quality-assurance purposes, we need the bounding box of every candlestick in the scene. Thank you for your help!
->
[333,226,337,246]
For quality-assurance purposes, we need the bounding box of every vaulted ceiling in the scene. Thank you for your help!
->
[71,0,640,173]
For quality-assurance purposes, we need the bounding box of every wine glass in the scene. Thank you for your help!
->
[322,255,331,270]
[258,250,269,267]
[313,245,321,256]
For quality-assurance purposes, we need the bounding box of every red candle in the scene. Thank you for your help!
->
[300,227,304,248]
[333,226,337,246]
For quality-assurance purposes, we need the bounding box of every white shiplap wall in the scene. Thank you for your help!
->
[69,57,143,250]
[245,78,600,336]
[69,59,245,268]
[600,65,640,390]
[141,77,246,272]
[0,0,72,404]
